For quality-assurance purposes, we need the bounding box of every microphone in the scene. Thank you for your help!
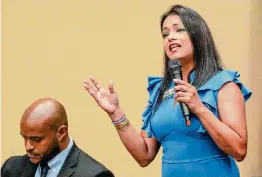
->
[168,59,191,126]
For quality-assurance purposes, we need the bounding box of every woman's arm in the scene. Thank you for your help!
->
[84,77,160,167]
[195,82,247,161]
[109,108,161,167]
[174,79,248,162]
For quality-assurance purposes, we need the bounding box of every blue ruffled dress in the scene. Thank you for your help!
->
[141,70,252,177]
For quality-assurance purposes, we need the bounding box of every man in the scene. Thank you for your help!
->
[1,98,114,177]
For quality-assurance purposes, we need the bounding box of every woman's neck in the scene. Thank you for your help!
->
[180,60,194,82]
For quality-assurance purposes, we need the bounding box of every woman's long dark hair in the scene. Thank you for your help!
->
[155,4,223,108]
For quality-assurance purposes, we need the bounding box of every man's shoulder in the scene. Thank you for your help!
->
[2,155,27,167]
[73,146,114,177]
[1,155,27,176]
[77,147,108,169]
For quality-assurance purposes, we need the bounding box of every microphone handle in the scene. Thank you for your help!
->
[173,71,191,126]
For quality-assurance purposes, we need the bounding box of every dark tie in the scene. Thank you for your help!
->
[40,163,50,177]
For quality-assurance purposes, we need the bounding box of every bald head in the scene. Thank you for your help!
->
[21,98,68,130]
[20,98,70,164]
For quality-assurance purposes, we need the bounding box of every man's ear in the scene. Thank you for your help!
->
[56,125,68,142]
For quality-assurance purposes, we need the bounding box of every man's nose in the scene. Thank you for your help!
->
[25,139,35,152]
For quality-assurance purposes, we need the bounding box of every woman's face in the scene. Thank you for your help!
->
[162,15,193,62]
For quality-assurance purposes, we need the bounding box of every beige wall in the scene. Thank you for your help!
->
[1,0,261,177]
[243,0,262,176]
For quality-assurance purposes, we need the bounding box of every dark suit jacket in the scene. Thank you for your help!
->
[1,143,114,177]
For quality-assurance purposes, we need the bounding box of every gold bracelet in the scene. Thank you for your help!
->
[114,118,130,132]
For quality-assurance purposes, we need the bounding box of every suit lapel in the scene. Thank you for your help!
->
[20,155,38,177]
[57,143,80,177]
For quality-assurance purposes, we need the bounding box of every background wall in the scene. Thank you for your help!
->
[2,0,261,176]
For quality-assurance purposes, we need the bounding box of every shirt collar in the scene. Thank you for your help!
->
[47,138,74,174]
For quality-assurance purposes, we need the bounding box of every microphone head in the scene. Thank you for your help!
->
[168,59,181,70]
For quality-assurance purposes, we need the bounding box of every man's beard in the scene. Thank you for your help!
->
[40,142,61,165]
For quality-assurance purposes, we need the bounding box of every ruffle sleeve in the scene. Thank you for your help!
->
[141,76,162,138]
[197,70,252,133]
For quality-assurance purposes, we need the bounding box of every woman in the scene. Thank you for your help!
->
[84,4,252,177]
